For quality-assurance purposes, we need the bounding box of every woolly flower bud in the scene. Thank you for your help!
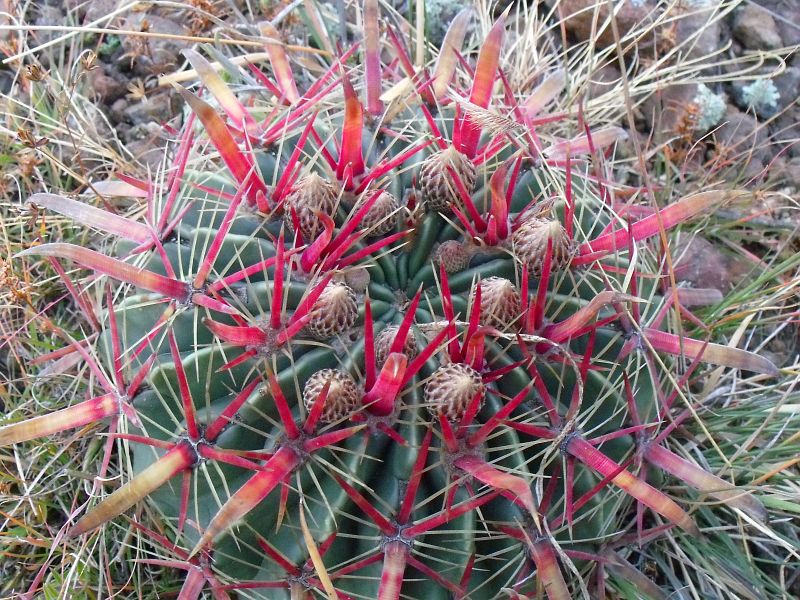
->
[343,267,370,294]
[512,217,574,275]
[434,240,472,273]
[474,277,520,328]
[303,369,360,423]
[283,173,338,241]
[305,282,358,340]
[375,325,418,367]
[419,146,477,212]
[425,362,485,421]
[357,189,399,236]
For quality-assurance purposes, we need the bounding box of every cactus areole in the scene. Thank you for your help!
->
[6,10,777,600]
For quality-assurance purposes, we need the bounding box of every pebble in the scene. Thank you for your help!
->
[33,5,65,44]
[88,65,127,103]
[772,67,800,108]
[733,5,783,50]
[773,106,800,158]
[673,234,753,293]
[551,0,659,47]
[774,156,800,188]
[108,98,129,124]
[674,1,721,59]
[751,0,800,47]
[638,84,699,138]
[712,107,770,178]
[118,13,190,76]
[65,0,123,23]
[587,64,622,102]
[121,92,177,127]
[127,137,168,171]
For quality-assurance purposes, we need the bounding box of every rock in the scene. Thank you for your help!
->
[638,84,699,138]
[554,0,660,47]
[773,67,800,109]
[751,0,800,47]
[121,92,177,127]
[119,13,190,76]
[774,156,800,188]
[773,106,800,158]
[733,5,783,50]
[0,0,14,41]
[587,64,621,102]
[0,70,12,95]
[64,0,122,23]
[126,122,162,141]
[108,98,128,124]
[673,234,753,294]
[674,0,721,59]
[33,4,65,44]
[127,137,168,171]
[714,107,769,164]
[707,107,771,179]
[87,65,127,103]
[775,2,800,47]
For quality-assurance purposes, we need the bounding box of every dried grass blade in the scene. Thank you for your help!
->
[70,443,195,536]
[432,9,472,99]
[18,243,190,300]
[30,193,151,243]
[299,500,339,600]
[260,22,300,103]
[184,49,258,134]
[642,327,778,376]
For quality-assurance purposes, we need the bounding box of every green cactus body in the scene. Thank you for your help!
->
[4,9,778,600]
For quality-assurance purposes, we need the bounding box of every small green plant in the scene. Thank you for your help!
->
[693,84,726,131]
[2,4,790,599]
[740,78,780,116]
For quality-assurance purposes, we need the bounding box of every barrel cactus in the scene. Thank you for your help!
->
[4,5,780,599]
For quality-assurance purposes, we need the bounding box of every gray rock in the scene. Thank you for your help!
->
[127,137,168,171]
[675,1,721,59]
[639,83,699,138]
[0,70,12,95]
[552,0,660,47]
[587,64,622,102]
[772,105,800,157]
[33,5,65,44]
[751,0,800,47]
[673,234,754,294]
[121,92,178,127]
[65,0,125,24]
[773,67,800,108]
[87,65,127,103]
[0,0,13,42]
[715,108,769,154]
[118,13,190,76]
[108,98,128,124]
[773,155,800,188]
[733,5,783,50]
[713,107,770,175]
[775,6,800,47]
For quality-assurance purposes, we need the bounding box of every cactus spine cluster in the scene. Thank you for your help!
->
[3,5,777,599]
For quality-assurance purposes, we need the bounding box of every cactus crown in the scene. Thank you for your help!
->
[4,5,781,600]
